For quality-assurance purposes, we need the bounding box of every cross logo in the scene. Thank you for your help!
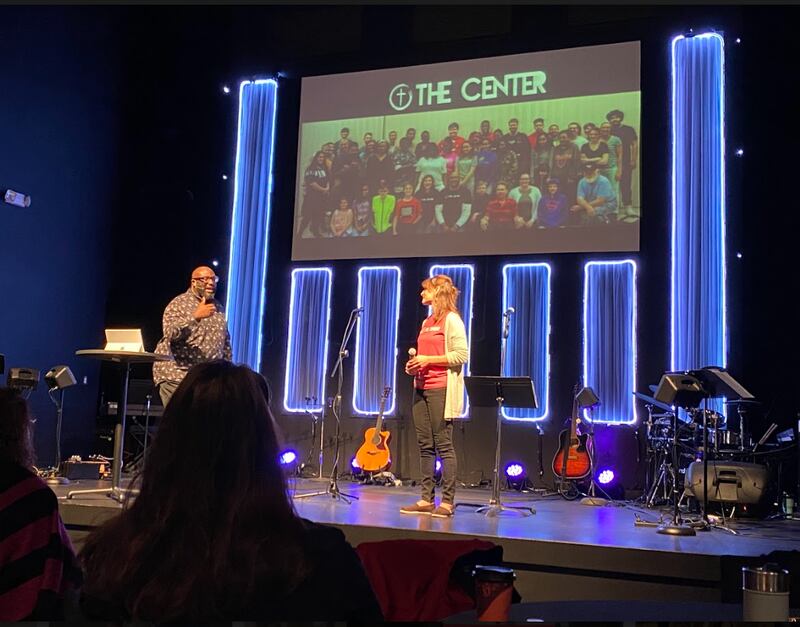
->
[389,83,413,111]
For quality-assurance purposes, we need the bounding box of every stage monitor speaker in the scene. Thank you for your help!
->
[7,367,40,391]
[654,373,705,408]
[686,461,768,504]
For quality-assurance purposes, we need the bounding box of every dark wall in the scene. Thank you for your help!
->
[0,7,123,465]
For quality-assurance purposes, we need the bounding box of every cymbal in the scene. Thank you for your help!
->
[633,391,673,413]
[724,398,760,405]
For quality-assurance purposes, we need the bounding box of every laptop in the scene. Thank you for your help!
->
[104,329,145,352]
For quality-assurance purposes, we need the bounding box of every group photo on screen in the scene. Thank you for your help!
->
[294,92,640,243]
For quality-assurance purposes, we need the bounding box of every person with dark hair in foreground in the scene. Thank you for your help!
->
[79,362,383,622]
[0,388,82,620]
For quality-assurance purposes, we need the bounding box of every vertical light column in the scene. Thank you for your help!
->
[225,79,279,371]
[501,263,551,421]
[671,34,727,397]
[429,264,475,417]
[583,260,637,424]
[283,268,332,413]
[353,266,401,415]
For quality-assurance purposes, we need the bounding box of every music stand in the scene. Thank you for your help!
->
[455,376,537,516]
[67,350,172,503]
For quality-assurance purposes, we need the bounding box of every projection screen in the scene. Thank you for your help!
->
[292,41,640,261]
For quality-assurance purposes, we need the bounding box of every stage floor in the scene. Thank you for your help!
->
[57,476,800,603]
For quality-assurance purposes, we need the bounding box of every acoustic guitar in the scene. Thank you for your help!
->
[355,386,392,473]
[551,385,591,480]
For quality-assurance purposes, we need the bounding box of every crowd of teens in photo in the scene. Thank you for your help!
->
[297,110,639,238]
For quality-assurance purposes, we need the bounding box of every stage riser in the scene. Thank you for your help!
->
[56,478,797,608]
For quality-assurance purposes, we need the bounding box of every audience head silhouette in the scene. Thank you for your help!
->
[0,387,36,468]
[80,361,307,621]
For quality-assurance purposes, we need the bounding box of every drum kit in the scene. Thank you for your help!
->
[636,386,760,508]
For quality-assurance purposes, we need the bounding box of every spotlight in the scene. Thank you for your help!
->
[3,188,31,208]
[597,468,615,485]
[504,461,527,491]
[735,148,744,157]
[735,38,741,44]
[45,365,76,392]
[279,449,298,474]
[736,252,743,259]
[222,174,228,180]
[222,85,231,94]
[596,467,624,500]
[351,455,363,478]
[212,259,220,267]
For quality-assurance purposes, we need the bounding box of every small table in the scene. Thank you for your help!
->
[67,350,172,502]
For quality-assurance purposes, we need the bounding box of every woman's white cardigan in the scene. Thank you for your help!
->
[440,311,469,419]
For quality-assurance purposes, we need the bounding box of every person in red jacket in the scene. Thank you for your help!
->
[392,183,422,235]
[480,182,519,231]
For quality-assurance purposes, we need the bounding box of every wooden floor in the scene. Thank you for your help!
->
[57,476,800,603]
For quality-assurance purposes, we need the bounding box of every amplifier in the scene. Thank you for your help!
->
[62,460,108,480]
[686,461,768,504]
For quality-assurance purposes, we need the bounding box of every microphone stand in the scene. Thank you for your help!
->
[457,307,534,516]
[294,307,361,504]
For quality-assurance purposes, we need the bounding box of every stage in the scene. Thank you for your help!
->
[57,476,800,604]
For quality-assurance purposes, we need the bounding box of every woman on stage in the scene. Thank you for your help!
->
[401,275,469,518]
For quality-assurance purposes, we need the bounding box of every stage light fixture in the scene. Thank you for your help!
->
[45,365,77,392]
[222,85,231,94]
[351,455,363,478]
[504,462,527,491]
[576,386,600,409]
[597,468,615,485]
[222,174,228,180]
[735,38,741,43]
[212,259,219,267]
[736,252,742,259]
[596,467,625,500]
[434,457,443,485]
[279,449,298,465]
[735,148,744,157]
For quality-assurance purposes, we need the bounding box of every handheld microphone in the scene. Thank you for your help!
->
[408,348,417,357]
[504,307,515,316]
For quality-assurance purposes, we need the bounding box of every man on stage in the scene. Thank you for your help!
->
[152,266,232,405]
